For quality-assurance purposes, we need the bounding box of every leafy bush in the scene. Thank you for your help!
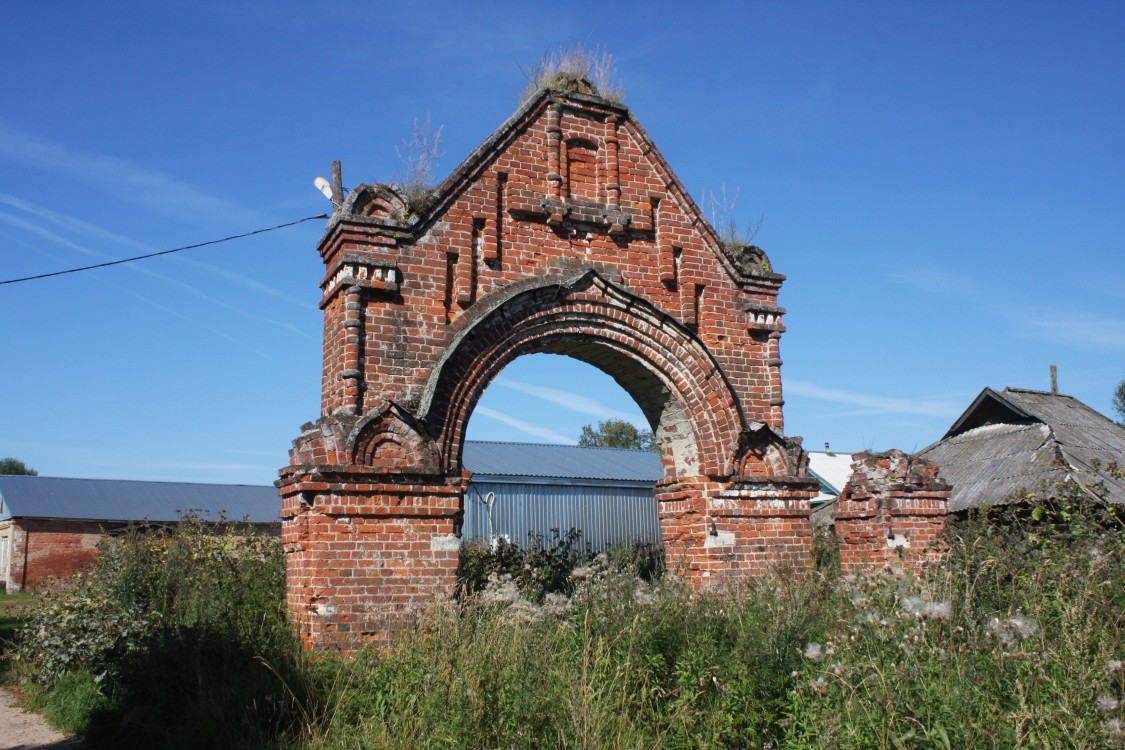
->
[15,515,308,749]
[457,530,665,603]
[457,528,588,602]
[18,587,153,687]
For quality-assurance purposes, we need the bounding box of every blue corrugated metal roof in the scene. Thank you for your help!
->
[463,441,662,482]
[0,475,280,524]
[0,443,662,523]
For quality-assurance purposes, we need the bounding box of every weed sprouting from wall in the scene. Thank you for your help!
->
[393,114,444,214]
[521,43,624,103]
[706,184,762,251]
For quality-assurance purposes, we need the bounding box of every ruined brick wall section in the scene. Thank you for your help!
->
[835,451,951,574]
[277,470,464,652]
[5,520,105,591]
[656,477,817,585]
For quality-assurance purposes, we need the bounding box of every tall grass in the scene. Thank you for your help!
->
[784,486,1125,749]
[306,564,839,750]
[13,515,309,749]
[11,482,1124,748]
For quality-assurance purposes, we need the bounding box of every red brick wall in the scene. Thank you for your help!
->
[280,82,820,652]
[835,451,951,574]
[5,519,108,592]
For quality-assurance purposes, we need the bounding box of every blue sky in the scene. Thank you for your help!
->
[2,1,1122,484]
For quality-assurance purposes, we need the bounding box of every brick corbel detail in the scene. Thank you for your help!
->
[834,450,951,574]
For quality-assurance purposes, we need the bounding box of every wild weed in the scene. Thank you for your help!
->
[15,515,306,749]
[521,44,624,103]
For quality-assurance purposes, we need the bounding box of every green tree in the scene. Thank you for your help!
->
[1113,377,1125,426]
[577,419,656,450]
[0,457,37,476]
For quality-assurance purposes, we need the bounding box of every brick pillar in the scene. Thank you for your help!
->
[6,523,28,593]
[656,475,817,585]
[835,450,951,575]
[277,467,465,652]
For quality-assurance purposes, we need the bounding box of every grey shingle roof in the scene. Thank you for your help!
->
[463,441,661,482]
[917,387,1125,511]
[0,476,281,524]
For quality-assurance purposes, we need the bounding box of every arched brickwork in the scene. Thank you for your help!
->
[420,266,745,478]
[278,80,819,651]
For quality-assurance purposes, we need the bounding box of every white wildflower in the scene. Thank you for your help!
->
[479,573,521,605]
[633,581,656,606]
[986,615,1041,647]
[507,598,540,623]
[1098,695,1121,714]
[804,642,824,661]
[570,565,594,581]
[900,596,952,621]
[541,592,571,617]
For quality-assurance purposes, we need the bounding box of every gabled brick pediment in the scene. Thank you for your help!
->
[321,87,782,313]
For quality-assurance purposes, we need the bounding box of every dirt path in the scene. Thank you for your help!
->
[0,687,84,750]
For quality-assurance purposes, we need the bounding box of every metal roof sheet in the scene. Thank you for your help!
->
[806,451,857,498]
[462,441,662,482]
[0,475,281,523]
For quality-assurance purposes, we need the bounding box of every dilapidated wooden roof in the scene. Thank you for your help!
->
[917,387,1125,511]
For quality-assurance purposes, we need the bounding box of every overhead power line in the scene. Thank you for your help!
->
[0,213,329,286]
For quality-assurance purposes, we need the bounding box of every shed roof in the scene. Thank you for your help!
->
[806,451,857,501]
[0,442,665,523]
[463,441,662,482]
[917,387,1125,511]
[0,475,281,524]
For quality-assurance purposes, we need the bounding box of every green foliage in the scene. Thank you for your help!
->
[19,587,152,687]
[0,456,37,475]
[811,524,841,575]
[783,481,1125,749]
[457,531,665,604]
[457,528,587,602]
[577,418,656,450]
[13,477,1125,749]
[306,571,838,750]
[306,482,1125,750]
[14,515,308,749]
[43,669,108,736]
[0,592,37,655]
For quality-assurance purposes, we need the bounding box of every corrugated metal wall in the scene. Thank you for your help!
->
[463,480,661,552]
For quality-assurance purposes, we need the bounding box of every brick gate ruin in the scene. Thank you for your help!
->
[278,78,824,651]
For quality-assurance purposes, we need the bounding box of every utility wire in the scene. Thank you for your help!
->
[0,213,329,286]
